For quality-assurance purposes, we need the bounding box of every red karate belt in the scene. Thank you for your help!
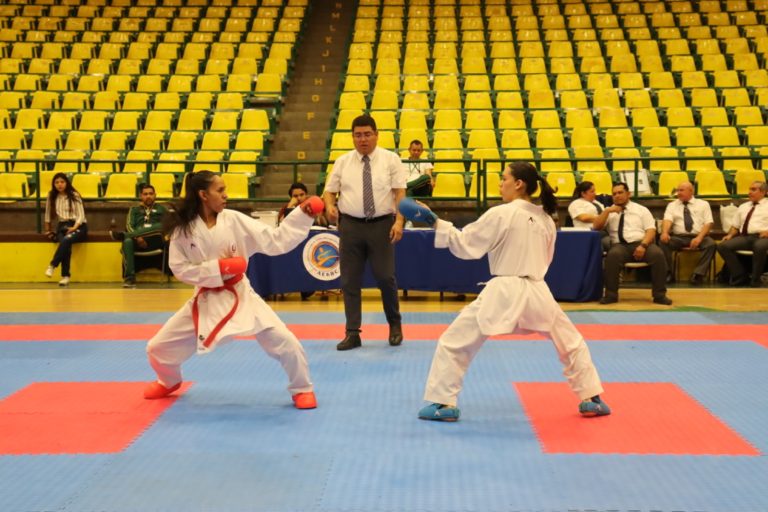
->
[192,273,245,349]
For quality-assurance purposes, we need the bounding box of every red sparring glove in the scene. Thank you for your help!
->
[301,196,325,216]
[218,257,247,276]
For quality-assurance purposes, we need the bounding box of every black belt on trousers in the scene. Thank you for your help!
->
[340,213,394,223]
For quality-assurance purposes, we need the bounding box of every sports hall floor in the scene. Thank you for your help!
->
[0,284,766,512]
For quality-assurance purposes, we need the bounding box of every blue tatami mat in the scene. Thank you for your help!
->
[1,315,767,512]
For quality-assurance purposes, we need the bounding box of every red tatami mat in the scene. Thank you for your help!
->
[2,324,767,348]
[514,382,760,455]
[0,382,191,455]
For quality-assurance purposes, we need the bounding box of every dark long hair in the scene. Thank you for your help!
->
[509,161,558,215]
[46,172,80,216]
[572,180,594,199]
[163,171,218,237]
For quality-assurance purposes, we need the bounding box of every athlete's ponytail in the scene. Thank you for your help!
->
[509,161,558,216]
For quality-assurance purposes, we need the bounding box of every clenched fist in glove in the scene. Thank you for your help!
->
[218,256,248,276]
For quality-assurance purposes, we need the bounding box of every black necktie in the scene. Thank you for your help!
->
[683,201,693,233]
[741,203,757,236]
[594,201,603,214]
[618,211,627,244]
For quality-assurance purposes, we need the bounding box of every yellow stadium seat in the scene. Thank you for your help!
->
[104,173,139,198]
[733,169,765,194]
[221,173,250,199]
[124,151,155,174]
[675,127,705,147]
[227,151,260,174]
[432,173,467,198]
[683,147,718,173]
[546,172,576,197]
[87,150,121,174]
[581,171,614,195]
[604,128,636,148]
[96,131,128,151]
[650,147,682,172]
[11,149,45,174]
[234,132,264,151]
[573,146,608,172]
[657,171,689,197]
[72,173,101,198]
[193,150,225,173]
[540,149,572,173]
[0,172,29,199]
[641,127,671,148]
[694,170,730,198]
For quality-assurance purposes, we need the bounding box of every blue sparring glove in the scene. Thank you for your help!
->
[398,197,438,226]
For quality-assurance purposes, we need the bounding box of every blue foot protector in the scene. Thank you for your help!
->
[418,403,461,421]
[579,396,611,417]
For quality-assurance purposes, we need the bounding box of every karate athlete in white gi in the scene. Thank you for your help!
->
[415,162,610,421]
[143,171,319,410]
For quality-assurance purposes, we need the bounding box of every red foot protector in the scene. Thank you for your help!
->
[0,382,191,455]
[514,382,760,455]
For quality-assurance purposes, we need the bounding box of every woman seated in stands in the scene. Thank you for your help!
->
[43,172,88,287]
[567,181,610,251]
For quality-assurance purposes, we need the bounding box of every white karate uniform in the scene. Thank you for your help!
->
[424,199,604,406]
[146,208,315,394]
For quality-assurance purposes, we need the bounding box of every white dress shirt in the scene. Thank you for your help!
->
[568,198,603,229]
[402,160,434,182]
[325,147,406,218]
[663,196,714,235]
[733,197,768,234]
[605,201,656,243]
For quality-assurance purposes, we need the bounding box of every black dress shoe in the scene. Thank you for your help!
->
[653,295,673,305]
[109,230,125,242]
[388,324,403,346]
[689,274,704,285]
[730,276,750,287]
[599,295,618,304]
[336,333,362,351]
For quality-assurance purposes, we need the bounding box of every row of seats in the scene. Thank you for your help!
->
[0,108,272,132]
[334,106,768,131]
[356,1,767,19]
[0,40,290,61]
[0,1,303,18]
[0,128,267,152]
[351,37,768,64]
[329,125,768,150]
[340,87,768,111]
[0,170,254,200]
[0,72,284,95]
[0,149,261,175]
[0,90,273,111]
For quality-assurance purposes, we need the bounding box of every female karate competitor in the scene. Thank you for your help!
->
[143,171,321,409]
[413,162,610,421]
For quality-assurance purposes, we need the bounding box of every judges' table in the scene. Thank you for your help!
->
[248,229,603,302]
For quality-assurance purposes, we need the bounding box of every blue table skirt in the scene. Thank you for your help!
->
[248,229,603,302]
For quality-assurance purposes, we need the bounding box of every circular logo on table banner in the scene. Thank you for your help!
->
[302,233,341,281]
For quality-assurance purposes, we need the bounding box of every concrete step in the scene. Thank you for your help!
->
[270,130,330,152]
[267,150,328,162]
[278,112,333,131]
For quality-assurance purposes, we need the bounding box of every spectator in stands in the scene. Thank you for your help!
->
[278,182,327,300]
[415,161,610,422]
[593,182,672,305]
[322,114,407,351]
[659,181,716,285]
[717,181,768,287]
[43,172,88,287]
[567,181,610,251]
[110,183,169,288]
[402,140,434,197]
[278,182,328,227]
[143,170,318,410]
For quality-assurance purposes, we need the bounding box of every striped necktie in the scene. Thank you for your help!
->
[362,154,375,219]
